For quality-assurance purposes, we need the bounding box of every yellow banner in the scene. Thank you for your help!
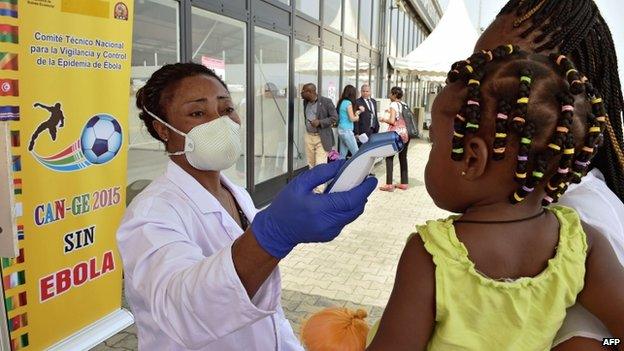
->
[1,0,133,349]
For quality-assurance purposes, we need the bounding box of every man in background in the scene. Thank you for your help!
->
[301,83,338,169]
[354,84,379,143]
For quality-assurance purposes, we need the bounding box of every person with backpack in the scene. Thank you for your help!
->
[379,86,410,191]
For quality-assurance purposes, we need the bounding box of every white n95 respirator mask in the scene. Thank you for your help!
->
[144,108,242,171]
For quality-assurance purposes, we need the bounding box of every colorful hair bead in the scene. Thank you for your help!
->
[494,147,506,153]
[566,69,578,78]
[563,148,575,155]
[506,44,514,53]
[557,167,569,174]
[465,65,474,73]
[517,155,528,161]
[556,126,569,133]
[596,116,607,122]
[532,171,544,179]
[591,97,603,105]
[466,122,479,129]
[468,79,480,86]
[453,131,464,138]
[522,185,535,192]
[452,148,464,154]
[561,105,574,112]
[521,137,531,144]
[582,146,594,153]
[575,160,590,167]
[515,172,527,179]
[520,76,532,84]
[455,114,466,122]
[589,126,601,133]
[513,117,526,123]
[513,192,524,202]
[497,113,508,120]
[467,100,480,106]
[548,143,561,151]
[495,133,507,138]
[517,97,529,104]
[556,55,566,65]
[543,195,554,204]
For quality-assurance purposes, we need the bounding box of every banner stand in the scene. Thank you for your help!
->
[47,309,133,351]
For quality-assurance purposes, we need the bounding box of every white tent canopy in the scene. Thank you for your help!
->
[393,0,479,76]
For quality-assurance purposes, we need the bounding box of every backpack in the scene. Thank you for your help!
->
[401,102,419,139]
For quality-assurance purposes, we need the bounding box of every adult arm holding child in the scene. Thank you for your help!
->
[577,226,624,350]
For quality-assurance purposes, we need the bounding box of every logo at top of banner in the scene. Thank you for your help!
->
[29,102,123,172]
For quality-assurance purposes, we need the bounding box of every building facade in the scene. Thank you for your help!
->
[129,0,442,205]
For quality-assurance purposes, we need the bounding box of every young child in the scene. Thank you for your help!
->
[366,45,624,350]
[300,307,369,351]
[309,45,624,350]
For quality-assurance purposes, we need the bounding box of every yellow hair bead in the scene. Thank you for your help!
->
[521,137,531,144]
[566,69,578,78]
[563,148,575,155]
[452,148,464,153]
[494,147,506,153]
[468,79,480,86]
[520,76,532,84]
[465,65,474,73]
[591,97,603,104]
[495,133,507,138]
[513,117,526,123]
[453,131,464,138]
[548,143,561,151]
[506,44,514,53]
[596,116,607,122]
[589,126,601,133]
[517,97,529,104]
[515,172,527,179]
[513,192,524,202]
[547,183,558,191]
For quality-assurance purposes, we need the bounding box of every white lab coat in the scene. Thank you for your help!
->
[553,168,624,346]
[117,161,304,350]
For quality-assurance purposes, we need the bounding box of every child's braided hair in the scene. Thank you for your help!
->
[446,45,605,205]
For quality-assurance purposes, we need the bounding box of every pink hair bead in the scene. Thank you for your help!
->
[561,105,574,112]
[517,155,528,161]
[467,100,480,106]
[497,113,508,120]
[557,168,569,174]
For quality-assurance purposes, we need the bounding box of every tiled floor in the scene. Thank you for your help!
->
[95,138,449,350]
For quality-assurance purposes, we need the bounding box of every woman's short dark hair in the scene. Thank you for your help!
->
[135,62,228,142]
[390,86,404,99]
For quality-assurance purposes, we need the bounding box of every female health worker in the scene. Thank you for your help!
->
[116,63,377,350]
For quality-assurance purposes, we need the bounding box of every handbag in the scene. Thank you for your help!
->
[387,103,409,143]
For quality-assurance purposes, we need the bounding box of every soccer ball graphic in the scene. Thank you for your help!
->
[80,114,123,164]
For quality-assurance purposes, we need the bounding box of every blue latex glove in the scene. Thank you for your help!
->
[251,160,378,259]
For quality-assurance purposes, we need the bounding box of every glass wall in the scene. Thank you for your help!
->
[294,41,318,170]
[296,0,319,20]
[389,8,397,56]
[343,55,357,89]
[397,12,404,57]
[128,0,179,184]
[324,0,341,31]
[322,49,340,104]
[357,61,371,91]
[344,0,358,38]
[371,0,380,48]
[254,27,289,184]
[359,0,372,45]
[370,63,378,98]
[191,8,247,186]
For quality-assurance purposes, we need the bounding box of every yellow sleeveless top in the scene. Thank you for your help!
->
[367,206,588,350]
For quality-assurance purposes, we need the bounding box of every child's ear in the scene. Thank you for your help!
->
[462,137,489,180]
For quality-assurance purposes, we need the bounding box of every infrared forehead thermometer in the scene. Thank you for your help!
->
[325,132,404,193]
